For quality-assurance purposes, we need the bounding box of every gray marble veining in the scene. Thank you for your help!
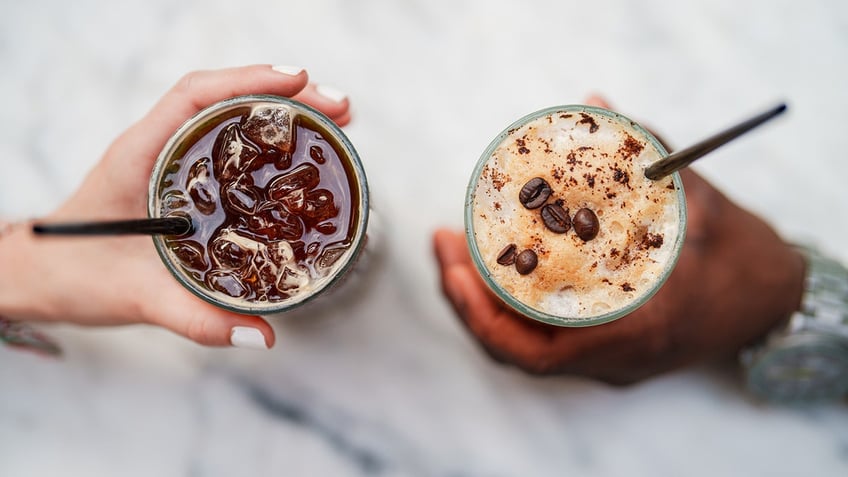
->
[1,0,847,476]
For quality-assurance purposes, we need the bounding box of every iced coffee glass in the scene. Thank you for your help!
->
[148,95,369,315]
[465,105,687,327]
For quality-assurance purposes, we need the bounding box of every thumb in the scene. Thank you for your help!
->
[146,288,277,349]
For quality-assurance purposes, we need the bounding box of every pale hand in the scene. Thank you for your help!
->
[0,65,351,348]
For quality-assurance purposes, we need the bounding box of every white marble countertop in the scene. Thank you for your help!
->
[2,0,847,475]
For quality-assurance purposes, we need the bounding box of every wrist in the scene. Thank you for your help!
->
[0,221,52,321]
[741,242,806,349]
[766,245,807,334]
[0,220,65,356]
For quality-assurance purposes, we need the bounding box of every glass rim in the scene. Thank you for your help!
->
[148,94,370,315]
[464,104,687,327]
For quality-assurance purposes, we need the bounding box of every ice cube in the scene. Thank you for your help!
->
[188,185,216,215]
[273,149,292,171]
[272,240,296,264]
[302,189,338,224]
[212,123,260,181]
[276,264,310,292]
[278,188,305,214]
[205,270,249,298]
[168,239,209,272]
[221,176,261,215]
[314,222,337,235]
[242,105,294,153]
[184,158,217,215]
[267,164,320,200]
[185,157,212,187]
[160,190,190,214]
[254,147,292,171]
[316,243,349,272]
[210,229,262,270]
[248,201,304,241]
[309,145,327,164]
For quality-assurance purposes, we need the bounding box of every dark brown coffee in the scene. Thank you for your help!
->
[154,103,360,304]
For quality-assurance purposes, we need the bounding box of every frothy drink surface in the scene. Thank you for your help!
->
[154,101,360,310]
[470,108,683,322]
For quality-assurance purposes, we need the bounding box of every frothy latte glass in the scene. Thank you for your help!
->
[465,105,687,327]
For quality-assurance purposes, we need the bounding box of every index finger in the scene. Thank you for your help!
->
[125,64,311,161]
[434,229,569,363]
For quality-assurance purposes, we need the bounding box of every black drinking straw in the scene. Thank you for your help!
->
[644,103,787,180]
[32,216,193,237]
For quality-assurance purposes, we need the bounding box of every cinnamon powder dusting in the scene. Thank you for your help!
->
[490,168,510,191]
[578,113,600,133]
[617,134,644,160]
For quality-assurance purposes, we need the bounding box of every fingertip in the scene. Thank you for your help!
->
[292,83,350,120]
[433,228,470,269]
[584,94,612,109]
[166,307,274,349]
[442,265,471,322]
[314,84,348,104]
[433,228,452,258]
[230,320,276,350]
[444,265,499,326]
[263,321,277,348]
[229,313,276,350]
[433,227,460,242]
[171,65,311,109]
[143,282,277,349]
[333,111,352,127]
[269,64,311,95]
[136,65,313,160]
[271,64,308,79]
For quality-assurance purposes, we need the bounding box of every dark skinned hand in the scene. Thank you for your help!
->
[434,96,805,385]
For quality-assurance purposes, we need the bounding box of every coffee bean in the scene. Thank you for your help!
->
[496,243,517,266]
[515,249,538,275]
[573,208,599,241]
[540,203,571,234]
[519,177,552,209]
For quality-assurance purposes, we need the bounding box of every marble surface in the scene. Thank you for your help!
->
[2,0,848,475]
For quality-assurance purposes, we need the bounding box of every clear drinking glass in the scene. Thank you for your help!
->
[465,105,687,327]
[148,95,370,316]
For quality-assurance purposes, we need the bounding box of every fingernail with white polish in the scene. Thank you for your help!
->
[315,84,347,103]
[272,65,305,76]
[230,326,269,350]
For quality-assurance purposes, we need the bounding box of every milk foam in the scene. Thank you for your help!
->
[470,108,683,322]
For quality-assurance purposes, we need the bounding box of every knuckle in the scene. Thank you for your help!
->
[515,352,564,376]
[186,315,212,345]
[174,71,202,94]
[129,295,151,325]
[479,344,509,366]
[644,333,670,362]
